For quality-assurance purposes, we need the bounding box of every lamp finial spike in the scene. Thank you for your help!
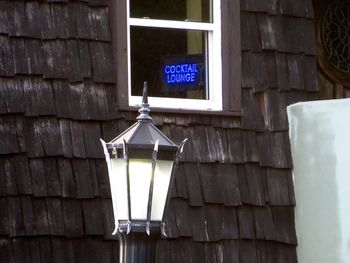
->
[137,81,152,121]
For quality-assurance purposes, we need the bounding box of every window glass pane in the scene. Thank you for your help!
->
[130,26,209,100]
[130,0,212,23]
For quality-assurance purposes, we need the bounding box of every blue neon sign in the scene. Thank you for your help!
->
[162,55,205,91]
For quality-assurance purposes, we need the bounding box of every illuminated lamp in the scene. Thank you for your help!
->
[101,82,187,263]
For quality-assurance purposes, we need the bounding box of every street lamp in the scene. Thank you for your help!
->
[101,82,187,263]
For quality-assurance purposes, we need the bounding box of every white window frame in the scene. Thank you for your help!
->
[127,1,222,111]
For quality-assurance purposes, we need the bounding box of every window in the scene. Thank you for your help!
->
[111,0,241,113]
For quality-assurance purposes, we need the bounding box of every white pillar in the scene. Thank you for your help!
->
[287,99,350,263]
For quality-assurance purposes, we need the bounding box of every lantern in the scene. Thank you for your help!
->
[101,82,186,237]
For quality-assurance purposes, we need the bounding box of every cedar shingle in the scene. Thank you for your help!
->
[53,80,73,119]
[7,197,24,236]
[82,199,104,235]
[240,12,261,52]
[219,164,241,206]
[226,129,244,163]
[263,51,278,88]
[50,4,70,39]
[237,206,255,239]
[66,40,83,82]
[265,89,289,131]
[272,207,297,244]
[4,158,18,195]
[12,238,30,263]
[279,0,307,17]
[0,36,14,76]
[39,118,64,156]
[253,206,276,241]
[223,240,239,263]
[174,164,188,199]
[44,158,61,197]
[57,158,76,198]
[189,207,209,242]
[0,2,9,34]
[238,164,268,205]
[27,239,42,263]
[242,130,260,162]
[287,54,305,90]
[222,207,239,239]
[42,41,68,79]
[198,164,224,204]
[241,0,278,14]
[89,41,115,83]
[15,117,26,152]
[72,159,94,198]
[0,239,14,262]
[88,160,100,197]
[23,78,56,117]
[73,3,92,39]
[183,163,203,206]
[40,4,55,39]
[86,82,110,120]
[0,160,6,196]
[163,201,179,238]
[25,2,42,38]
[46,198,65,235]
[32,198,50,235]
[239,240,257,263]
[69,82,90,120]
[275,53,289,91]
[8,2,27,37]
[257,14,278,50]
[0,198,9,235]
[62,199,84,237]
[27,40,44,75]
[82,122,104,158]
[29,159,47,197]
[173,199,191,237]
[100,198,117,240]
[241,89,265,130]
[70,121,87,158]
[58,119,73,158]
[3,78,24,114]
[38,237,53,262]
[51,238,75,263]
[0,117,20,154]
[89,7,111,41]
[13,155,32,195]
[269,132,293,169]
[266,168,293,205]
[204,242,224,263]
[78,41,93,78]
[256,132,273,167]
[21,196,35,236]
[303,55,319,91]
[94,160,111,198]
[204,205,223,242]
[12,38,29,74]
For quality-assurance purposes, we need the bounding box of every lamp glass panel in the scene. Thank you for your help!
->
[129,159,152,220]
[151,160,174,221]
[110,158,129,221]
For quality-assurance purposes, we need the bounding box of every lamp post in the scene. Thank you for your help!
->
[101,82,187,263]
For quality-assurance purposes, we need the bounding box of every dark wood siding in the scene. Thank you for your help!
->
[0,0,319,262]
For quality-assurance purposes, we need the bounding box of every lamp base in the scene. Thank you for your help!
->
[118,232,159,263]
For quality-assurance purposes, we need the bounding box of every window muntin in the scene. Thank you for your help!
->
[127,0,222,111]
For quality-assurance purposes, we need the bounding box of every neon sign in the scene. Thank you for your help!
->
[164,63,199,84]
[162,55,205,91]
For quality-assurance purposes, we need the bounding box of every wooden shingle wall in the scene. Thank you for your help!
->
[0,0,319,262]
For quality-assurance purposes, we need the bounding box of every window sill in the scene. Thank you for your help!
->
[118,106,242,116]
